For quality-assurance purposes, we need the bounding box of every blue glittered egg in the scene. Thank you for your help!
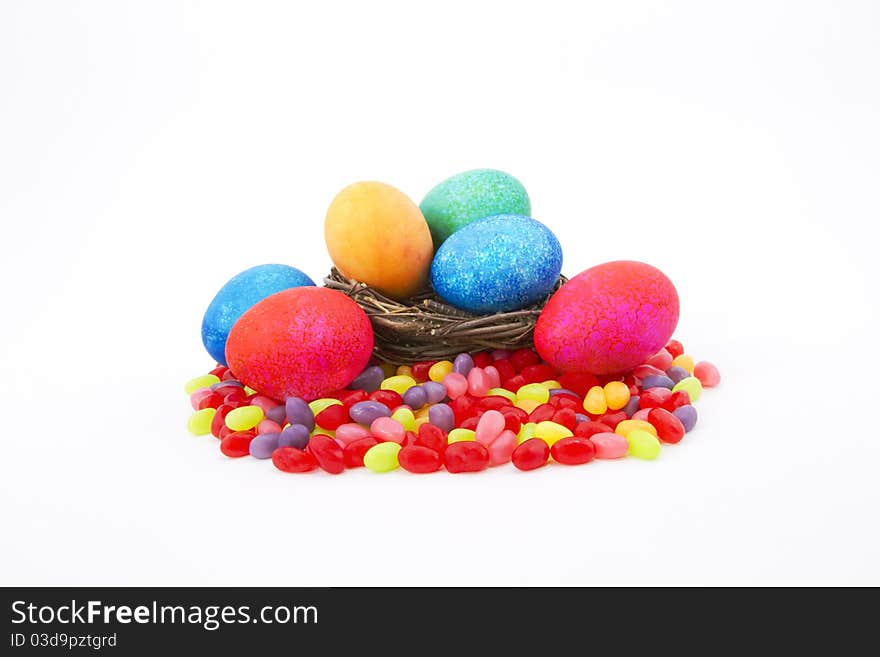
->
[431,215,563,314]
[201,264,315,365]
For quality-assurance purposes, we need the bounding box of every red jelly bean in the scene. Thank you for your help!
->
[221,369,238,381]
[520,363,557,384]
[411,360,437,382]
[401,430,419,447]
[492,358,516,384]
[574,421,613,439]
[449,394,479,425]
[338,389,369,409]
[548,393,581,410]
[694,361,721,387]
[597,411,627,429]
[528,403,556,424]
[499,408,523,434]
[647,408,686,444]
[217,425,236,440]
[196,391,224,410]
[558,372,600,397]
[510,348,540,372]
[416,423,447,453]
[444,441,490,473]
[211,403,235,438]
[223,388,247,404]
[472,351,493,369]
[343,437,378,468]
[665,339,684,358]
[550,436,596,465]
[478,395,513,412]
[272,446,318,473]
[369,389,404,409]
[504,374,527,392]
[399,446,443,473]
[315,403,349,430]
[663,390,691,412]
[511,438,550,471]
[551,407,578,431]
[220,431,254,458]
[307,434,345,473]
[209,365,228,378]
[459,415,480,431]
[639,387,673,409]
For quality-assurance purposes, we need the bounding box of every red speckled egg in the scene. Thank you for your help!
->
[534,261,679,375]
[226,287,373,401]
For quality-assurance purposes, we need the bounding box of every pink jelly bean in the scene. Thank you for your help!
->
[467,367,491,397]
[370,416,405,443]
[190,389,213,410]
[483,365,501,390]
[488,429,518,466]
[475,410,505,446]
[694,361,721,387]
[442,372,469,400]
[335,422,373,445]
[646,348,673,370]
[257,419,283,434]
[631,408,652,422]
[250,395,280,413]
[590,432,629,459]
[633,364,665,380]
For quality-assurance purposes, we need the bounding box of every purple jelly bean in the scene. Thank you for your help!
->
[549,388,579,398]
[428,403,455,432]
[402,385,427,410]
[575,413,590,424]
[452,353,474,376]
[421,381,447,404]
[665,366,690,384]
[673,405,698,432]
[211,380,243,391]
[349,400,391,425]
[278,424,310,449]
[622,396,640,418]
[491,349,511,361]
[249,432,280,459]
[265,405,287,425]
[285,397,315,431]
[641,374,674,390]
[350,366,384,393]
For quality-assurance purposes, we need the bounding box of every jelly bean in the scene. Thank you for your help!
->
[500,409,524,434]
[583,386,607,415]
[448,428,476,444]
[516,383,550,404]
[225,405,264,431]
[285,397,315,431]
[467,368,492,397]
[343,436,378,468]
[411,360,437,382]
[603,381,631,410]
[631,408,652,422]
[487,429,518,466]
[391,407,416,432]
[272,446,317,473]
[647,348,673,370]
[248,395,279,413]
[505,374,527,392]
[590,432,628,459]
[472,351,493,368]
[633,364,665,380]
[574,412,590,425]
[212,379,243,391]
[694,361,721,387]
[257,419,283,434]
[665,339,684,358]
[534,420,573,446]
[615,419,658,438]
[308,398,341,417]
[639,387,673,409]
[510,348,540,371]
[665,366,690,384]
[541,380,561,391]
[444,441,490,473]
[647,408,686,444]
[664,390,691,411]
[315,403,349,430]
[671,376,702,402]
[350,366,384,392]
[337,389,368,409]
[244,386,257,396]
[490,349,511,361]
[558,372,599,397]
[414,417,431,430]
[220,431,254,458]
[428,403,455,432]
[223,388,247,404]
[528,403,556,424]
[521,364,557,384]
[622,396,640,418]
[371,417,405,443]
[550,407,577,431]
[379,362,397,378]
[459,416,479,431]
[349,400,391,425]
[480,394,514,410]
[335,423,372,445]
[185,374,220,395]
[421,381,448,404]
[416,423,447,453]
[428,360,454,382]
[673,405,698,432]
[597,411,627,429]
[402,385,427,410]
[641,374,674,390]
[368,389,404,409]
[278,424,310,450]
[442,372,469,400]
[549,388,580,400]
[398,446,443,473]
[363,442,401,473]
[452,353,475,376]
[475,410,506,446]
[265,404,287,425]
[396,364,413,377]
[515,398,541,414]
[484,365,502,389]
[492,358,516,383]
[187,408,216,435]
[211,403,234,438]
[517,422,538,444]
[627,429,661,460]
[249,432,280,459]
[221,369,239,381]
[551,436,595,465]
[190,388,213,410]
[307,434,345,474]
[209,365,228,378]
[671,354,695,374]
[512,438,550,471]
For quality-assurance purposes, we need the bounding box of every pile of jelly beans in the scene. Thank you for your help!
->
[185,340,720,474]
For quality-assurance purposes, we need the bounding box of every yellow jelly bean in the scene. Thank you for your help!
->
[583,386,607,415]
[396,364,413,377]
[391,407,416,432]
[414,405,432,419]
[309,398,342,416]
[428,360,454,382]
[541,380,562,390]
[603,381,631,411]
[414,416,431,429]
[672,376,703,402]
[184,374,220,395]
[379,361,397,378]
[615,419,658,438]
[534,420,573,446]
[516,383,550,404]
[517,422,538,444]
[627,429,661,460]
[187,407,216,435]
[244,386,257,396]
[515,398,541,414]
[225,405,264,431]
[448,428,476,444]
[381,375,418,395]
[487,387,517,402]
[363,442,401,473]
[671,354,695,374]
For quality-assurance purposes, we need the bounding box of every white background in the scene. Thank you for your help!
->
[1,0,878,586]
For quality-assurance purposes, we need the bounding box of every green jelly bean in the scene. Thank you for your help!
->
[448,428,476,444]
[487,387,517,402]
[517,422,538,444]
[516,383,550,404]
[671,376,703,403]
[363,442,401,473]
[391,407,416,432]
[225,405,264,431]
[308,398,342,416]
[187,408,216,435]
[184,374,220,395]
[627,429,661,460]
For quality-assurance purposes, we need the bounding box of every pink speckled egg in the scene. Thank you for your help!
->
[225,287,374,401]
[534,261,679,375]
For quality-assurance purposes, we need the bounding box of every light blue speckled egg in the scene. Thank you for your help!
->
[201,264,315,366]
[431,215,563,314]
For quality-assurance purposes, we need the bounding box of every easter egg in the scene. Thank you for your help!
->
[225,287,374,401]
[420,169,531,247]
[201,264,315,366]
[431,214,562,314]
[534,261,679,375]
[325,181,433,300]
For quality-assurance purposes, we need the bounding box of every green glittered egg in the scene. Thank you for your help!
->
[419,169,531,247]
